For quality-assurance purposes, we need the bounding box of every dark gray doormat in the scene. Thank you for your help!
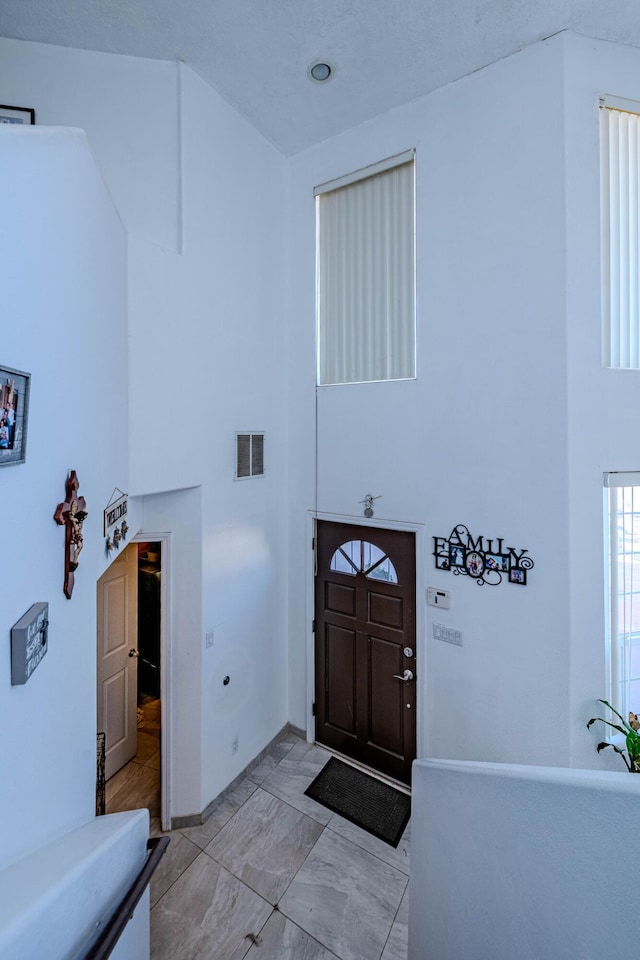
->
[304,756,410,847]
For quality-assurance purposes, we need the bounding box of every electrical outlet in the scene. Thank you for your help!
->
[205,630,214,648]
[231,736,239,755]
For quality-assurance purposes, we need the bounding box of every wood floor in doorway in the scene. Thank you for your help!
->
[106,698,160,817]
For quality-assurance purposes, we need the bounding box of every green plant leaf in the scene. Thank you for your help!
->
[589,718,628,737]
[627,731,640,759]
[596,741,631,770]
[612,745,633,771]
[597,700,631,730]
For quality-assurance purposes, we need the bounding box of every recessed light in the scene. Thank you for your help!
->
[307,61,334,84]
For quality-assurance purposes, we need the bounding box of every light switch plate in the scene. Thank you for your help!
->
[433,622,463,646]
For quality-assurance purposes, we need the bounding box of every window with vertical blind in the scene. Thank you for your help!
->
[604,472,640,716]
[315,152,416,386]
[601,97,640,368]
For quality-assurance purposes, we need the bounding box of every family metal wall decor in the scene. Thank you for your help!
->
[433,524,534,586]
[54,470,88,599]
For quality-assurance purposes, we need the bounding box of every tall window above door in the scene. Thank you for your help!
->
[315,152,416,385]
[601,97,640,368]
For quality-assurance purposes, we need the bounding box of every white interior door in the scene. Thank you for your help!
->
[97,544,138,780]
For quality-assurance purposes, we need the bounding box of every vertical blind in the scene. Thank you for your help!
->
[601,98,640,368]
[316,156,415,385]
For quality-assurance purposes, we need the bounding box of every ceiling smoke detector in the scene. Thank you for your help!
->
[307,61,334,84]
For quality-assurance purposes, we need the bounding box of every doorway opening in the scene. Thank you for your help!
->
[314,520,417,785]
[97,541,163,824]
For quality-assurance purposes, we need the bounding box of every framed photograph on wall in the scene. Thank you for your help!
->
[0,366,30,466]
[0,104,35,125]
[485,552,510,573]
[465,551,485,578]
[449,544,466,568]
[509,567,527,585]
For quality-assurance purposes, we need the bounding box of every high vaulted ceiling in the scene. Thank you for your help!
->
[1,1,639,155]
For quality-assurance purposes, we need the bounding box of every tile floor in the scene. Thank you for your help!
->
[148,736,410,960]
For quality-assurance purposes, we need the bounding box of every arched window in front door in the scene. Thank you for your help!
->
[329,539,398,583]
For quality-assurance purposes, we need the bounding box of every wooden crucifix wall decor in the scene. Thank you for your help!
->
[54,470,88,599]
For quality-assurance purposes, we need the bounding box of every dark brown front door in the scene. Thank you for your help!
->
[314,520,416,784]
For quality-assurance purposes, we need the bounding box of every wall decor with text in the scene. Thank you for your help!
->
[103,487,129,555]
[11,602,49,685]
[433,524,534,586]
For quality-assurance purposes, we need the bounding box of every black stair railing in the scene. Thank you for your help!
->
[82,836,169,960]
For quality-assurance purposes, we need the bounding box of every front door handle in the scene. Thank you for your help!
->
[129,648,139,658]
[393,669,414,681]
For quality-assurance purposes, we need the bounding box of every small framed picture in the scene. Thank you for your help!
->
[465,551,484,578]
[509,567,526,585]
[0,105,35,125]
[449,544,466,568]
[435,554,450,570]
[0,103,36,124]
[485,552,510,573]
[0,366,30,467]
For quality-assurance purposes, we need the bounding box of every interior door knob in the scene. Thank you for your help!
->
[128,648,139,658]
[393,669,414,681]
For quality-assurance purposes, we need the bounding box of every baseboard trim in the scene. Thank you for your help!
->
[170,722,306,830]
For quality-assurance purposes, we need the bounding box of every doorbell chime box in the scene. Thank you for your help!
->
[11,602,49,685]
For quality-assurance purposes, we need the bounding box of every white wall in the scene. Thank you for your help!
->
[563,34,640,769]
[0,125,135,868]
[0,36,289,819]
[410,759,640,958]
[178,65,288,808]
[5,25,638,845]
[0,37,179,250]
[287,36,572,765]
[140,488,203,818]
[129,63,289,812]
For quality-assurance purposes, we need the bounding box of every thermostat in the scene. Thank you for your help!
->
[427,587,450,609]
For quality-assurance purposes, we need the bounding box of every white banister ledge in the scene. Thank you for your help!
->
[409,759,640,960]
[0,810,149,960]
